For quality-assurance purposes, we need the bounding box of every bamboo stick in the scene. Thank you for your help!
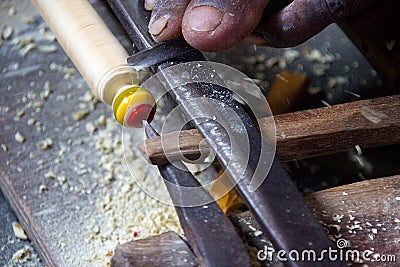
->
[32,0,139,104]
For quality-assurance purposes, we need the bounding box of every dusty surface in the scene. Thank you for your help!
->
[0,0,180,266]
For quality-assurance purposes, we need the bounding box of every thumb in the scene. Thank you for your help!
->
[182,0,271,52]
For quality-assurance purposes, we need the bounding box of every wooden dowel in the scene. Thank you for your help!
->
[138,95,400,164]
[112,175,400,266]
[32,0,139,104]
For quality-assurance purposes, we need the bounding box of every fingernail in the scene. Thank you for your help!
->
[149,15,169,36]
[187,6,222,32]
[144,0,155,11]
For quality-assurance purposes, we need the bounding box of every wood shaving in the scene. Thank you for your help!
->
[20,43,36,57]
[360,106,388,124]
[80,91,95,103]
[21,14,35,24]
[344,89,361,98]
[44,170,56,179]
[14,131,25,143]
[36,138,53,150]
[82,117,181,265]
[1,144,8,151]
[16,109,25,117]
[8,6,16,16]
[307,86,322,95]
[283,49,300,64]
[33,101,44,108]
[95,115,107,127]
[49,62,76,75]
[321,100,331,107]
[12,222,28,240]
[37,44,58,53]
[27,118,36,126]
[12,247,30,263]
[40,81,51,100]
[85,122,96,134]
[18,37,34,47]
[39,184,48,193]
[2,25,13,40]
[253,230,263,237]
[327,76,348,88]
[72,109,89,121]
[303,48,334,64]
[57,175,67,185]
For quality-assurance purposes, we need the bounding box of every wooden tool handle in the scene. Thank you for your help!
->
[32,0,139,104]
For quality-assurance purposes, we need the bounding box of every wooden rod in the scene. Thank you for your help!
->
[32,0,139,104]
[138,94,400,164]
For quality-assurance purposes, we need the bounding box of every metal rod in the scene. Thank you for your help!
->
[144,121,251,267]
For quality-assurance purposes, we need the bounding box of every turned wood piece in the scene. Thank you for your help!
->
[31,0,139,104]
[139,95,400,164]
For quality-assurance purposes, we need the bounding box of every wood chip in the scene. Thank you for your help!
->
[38,44,58,53]
[2,25,13,40]
[27,118,36,126]
[360,106,388,124]
[15,131,25,143]
[1,144,8,151]
[44,170,56,179]
[72,110,89,121]
[39,184,48,193]
[20,43,36,57]
[36,138,53,150]
[8,6,16,16]
[12,247,29,263]
[85,122,96,133]
[12,222,28,240]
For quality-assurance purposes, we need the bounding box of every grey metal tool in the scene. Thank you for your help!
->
[107,0,346,266]
[128,37,195,68]
[143,120,251,267]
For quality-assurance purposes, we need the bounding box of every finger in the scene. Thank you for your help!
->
[144,0,156,11]
[182,0,271,52]
[148,0,191,42]
[257,0,378,47]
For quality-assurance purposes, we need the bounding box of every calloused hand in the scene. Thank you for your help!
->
[145,0,393,52]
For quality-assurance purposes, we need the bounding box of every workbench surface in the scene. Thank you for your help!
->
[0,1,182,266]
[0,0,393,266]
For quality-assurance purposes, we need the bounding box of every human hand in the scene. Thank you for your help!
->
[145,0,381,52]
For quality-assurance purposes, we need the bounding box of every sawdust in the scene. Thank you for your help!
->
[14,131,25,143]
[12,222,28,240]
[12,247,29,263]
[80,117,181,266]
